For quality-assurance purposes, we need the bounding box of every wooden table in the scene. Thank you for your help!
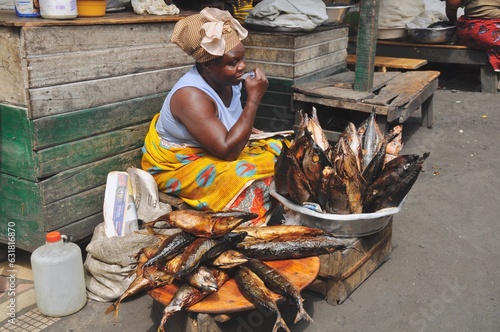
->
[149,256,320,331]
[292,70,440,140]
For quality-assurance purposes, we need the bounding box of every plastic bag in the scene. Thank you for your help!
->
[84,223,180,302]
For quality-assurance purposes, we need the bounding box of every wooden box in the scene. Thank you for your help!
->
[307,220,393,305]
[243,26,349,131]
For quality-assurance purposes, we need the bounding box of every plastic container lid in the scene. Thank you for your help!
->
[46,231,62,243]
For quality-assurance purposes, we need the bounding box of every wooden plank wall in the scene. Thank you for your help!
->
[0,27,26,106]
[244,27,349,131]
[0,22,194,251]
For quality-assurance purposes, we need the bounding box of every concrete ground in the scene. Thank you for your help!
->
[1,68,499,332]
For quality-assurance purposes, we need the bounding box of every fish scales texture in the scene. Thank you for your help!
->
[362,127,402,186]
[274,142,292,196]
[317,166,351,214]
[105,266,173,319]
[174,232,247,278]
[302,130,332,189]
[342,122,363,172]
[158,268,229,332]
[245,258,313,323]
[235,225,326,240]
[166,209,256,238]
[332,136,365,214]
[288,151,316,205]
[359,111,384,170]
[162,253,184,274]
[173,237,219,278]
[363,153,429,212]
[183,265,218,292]
[308,107,331,152]
[384,125,403,165]
[143,232,196,268]
[210,249,248,269]
[234,266,292,332]
[236,235,350,260]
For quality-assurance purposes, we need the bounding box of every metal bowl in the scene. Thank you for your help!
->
[407,25,456,44]
[324,4,356,25]
[271,191,406,237]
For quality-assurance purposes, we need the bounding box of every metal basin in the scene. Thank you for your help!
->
[271,191,406,237]
[407,25,456,44]
[324,4,356,25]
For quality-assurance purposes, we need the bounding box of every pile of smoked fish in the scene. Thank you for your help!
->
[274,108,430,214]
[105,210,352,332]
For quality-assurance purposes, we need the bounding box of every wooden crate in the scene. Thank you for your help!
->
[307,220,393,305]
[244,27,349,80]
[243,26,349,131]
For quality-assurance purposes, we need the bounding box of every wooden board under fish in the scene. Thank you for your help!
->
[148,256,320,314]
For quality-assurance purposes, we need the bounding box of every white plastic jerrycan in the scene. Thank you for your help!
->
[30,231,87,316]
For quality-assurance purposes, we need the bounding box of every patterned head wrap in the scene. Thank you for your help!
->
[171,7,249,63]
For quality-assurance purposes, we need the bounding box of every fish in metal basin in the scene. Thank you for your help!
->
[358,110,384,170]
[152,210,257,238]
[286,146,316,205]
[245,258,313,324]
[316,165,351,214]
[362,127,401,189]
[341,122,363,172]
[301,130,332,190]
[305,107,331,154]
[363,152,430,213]
[157,268,229,332]
[236,235,351,260]
[105,265,173,319]
[331,136,365,214]
[384,125,403,165]
[274,143,292,196]
[234,266,292,332]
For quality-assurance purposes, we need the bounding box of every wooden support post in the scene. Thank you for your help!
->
[354,0,381,92]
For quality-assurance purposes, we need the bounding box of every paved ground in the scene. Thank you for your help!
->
[1,68,499,332]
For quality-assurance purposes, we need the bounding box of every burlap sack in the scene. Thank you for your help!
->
[84,222,178,302]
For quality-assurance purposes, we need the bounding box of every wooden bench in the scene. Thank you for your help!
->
[346,54,428,72]
[348,39,498,93]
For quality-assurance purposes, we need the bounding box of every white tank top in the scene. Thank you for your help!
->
[156,66,244,147]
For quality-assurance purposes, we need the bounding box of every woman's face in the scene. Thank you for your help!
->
[207,43,247,86]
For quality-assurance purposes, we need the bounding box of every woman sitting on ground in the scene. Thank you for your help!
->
[141,8,286,226]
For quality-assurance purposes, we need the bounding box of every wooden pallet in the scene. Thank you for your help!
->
[307,220,393,305]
